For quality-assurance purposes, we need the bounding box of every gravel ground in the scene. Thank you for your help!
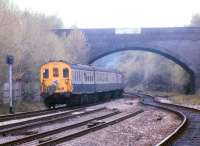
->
[93,98,142,112]
[58,108,181,146]
[0,97,182,146]
[51,97,181,146]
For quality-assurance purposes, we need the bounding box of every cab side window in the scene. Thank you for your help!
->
[63,68,69,78]
[43,69,49,79]
[53,68,59,77]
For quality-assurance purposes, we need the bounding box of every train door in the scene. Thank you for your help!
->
[41,68,50,93]
[61,67,72,93]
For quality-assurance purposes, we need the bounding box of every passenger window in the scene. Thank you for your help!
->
[43,69,49,79]
[84,72,87,81]
[78,71,80,81]
[63,68,69,78]
[76,72,78,81]
[53,68,59,77]
[75,72,77,81]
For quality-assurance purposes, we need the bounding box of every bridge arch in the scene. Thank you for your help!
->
[89,47,195,93]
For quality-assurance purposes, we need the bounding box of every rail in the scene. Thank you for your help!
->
[127,92,200,146]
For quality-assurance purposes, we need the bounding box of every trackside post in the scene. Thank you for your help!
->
[6,55,14,114]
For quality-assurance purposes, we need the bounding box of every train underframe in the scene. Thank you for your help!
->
[41,89,124,108]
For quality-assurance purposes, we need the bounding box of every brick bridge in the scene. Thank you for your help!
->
[55,27,200,93]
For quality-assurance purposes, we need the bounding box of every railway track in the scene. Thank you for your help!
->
[0,98,113,123]
[0,107,105,136]
[131,92,200,146]
[0,107,143,146]
[0,106,71,122]
[2,92,197,146]
[36,110,143,146]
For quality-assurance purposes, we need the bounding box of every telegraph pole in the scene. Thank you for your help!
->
[6,55,14,114]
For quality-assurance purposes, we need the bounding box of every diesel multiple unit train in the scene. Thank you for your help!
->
[40,61,124,108]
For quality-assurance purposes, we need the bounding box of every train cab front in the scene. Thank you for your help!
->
[40,61,72,108]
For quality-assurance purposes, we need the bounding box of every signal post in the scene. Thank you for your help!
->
[6,55,14,114]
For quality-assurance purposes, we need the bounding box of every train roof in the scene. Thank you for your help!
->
[40,60,122,74]
[71,63,121,74]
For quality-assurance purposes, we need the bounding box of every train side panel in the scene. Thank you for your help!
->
[94,70,124,93]
[71,65,96,94]
[71,69,96,94]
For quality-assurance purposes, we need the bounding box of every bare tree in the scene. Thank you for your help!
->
[63,27,90,64]
[190,14,200,26]
[100,51,190,93]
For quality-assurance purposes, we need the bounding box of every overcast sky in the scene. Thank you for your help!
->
[13,0,200,28]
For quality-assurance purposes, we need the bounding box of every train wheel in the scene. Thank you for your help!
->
[76,96,81,106]
[65,100,68,107]
[119,90,123,98]
[110,91,115,99]
[52,105,55,109]
[44,96,56,109]
[44,98,51,108]
[81,94,88,104]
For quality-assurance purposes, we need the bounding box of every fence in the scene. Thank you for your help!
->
[1,80,41,104]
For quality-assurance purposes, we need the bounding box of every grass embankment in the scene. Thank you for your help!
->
[126,87,200,105]
[144,91,200,105]
[0,100,45,115]
[168,94,200,105]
